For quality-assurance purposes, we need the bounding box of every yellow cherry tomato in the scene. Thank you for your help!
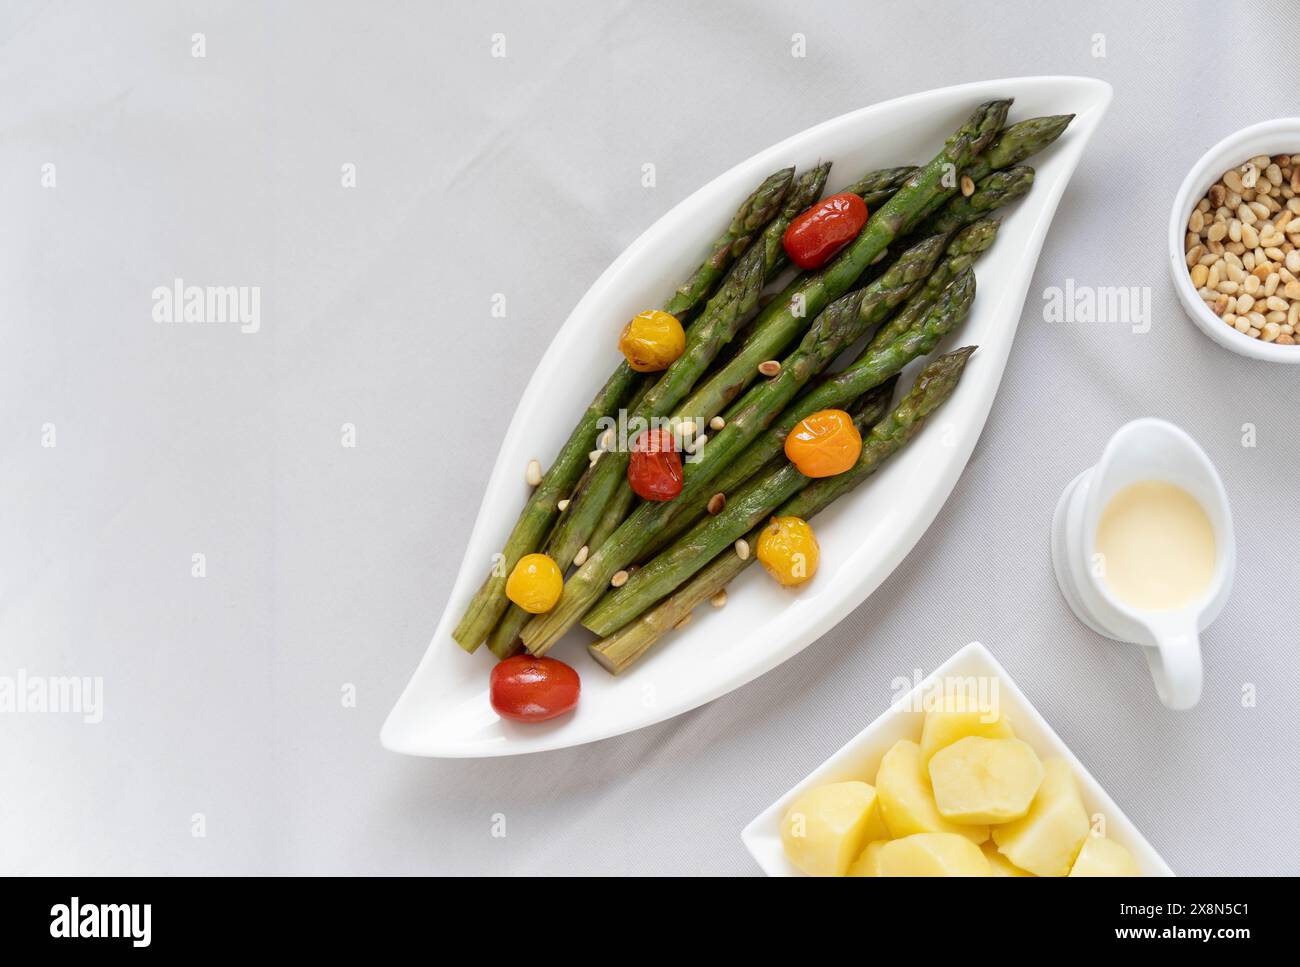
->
[619,310,685,372]
[784,408,862,478]
[756,516,820,587]
[505,553,564,613]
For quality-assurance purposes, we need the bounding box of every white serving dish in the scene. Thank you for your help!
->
[1168,118,1300,363]
[741,642,1175,876]
[383,76,1113,758]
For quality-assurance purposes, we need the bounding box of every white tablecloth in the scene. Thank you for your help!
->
[3,0,1297,875]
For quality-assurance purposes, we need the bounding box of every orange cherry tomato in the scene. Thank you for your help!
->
[490,654,581,723]
[782,192,869,269]
[784,409,862,478]
[627,428,683,501]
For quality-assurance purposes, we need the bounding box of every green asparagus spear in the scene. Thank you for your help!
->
[866,217,1001,352]
[589,348,974,672]
[921,166,1033,236]
[583,381,895,636]
[962,115,1073,185]
[665,168,800,318]
[522,250,968,655]
[452,167,796,652]
[843,166,920,206]
[670,100,1010,426]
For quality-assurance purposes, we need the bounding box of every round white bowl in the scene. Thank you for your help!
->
[1169,118,1300,363]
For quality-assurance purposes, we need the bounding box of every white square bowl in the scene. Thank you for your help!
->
[741,642,1175,876]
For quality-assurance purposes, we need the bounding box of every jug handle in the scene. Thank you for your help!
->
[1145,622,1203,710]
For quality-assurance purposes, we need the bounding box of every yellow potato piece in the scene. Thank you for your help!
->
[875,740,988,844]
[992,757,1090,876]
[878,833,991,876]
[982,841,1034,876]
[780,781,888,877]
[1070,836,1141,876]
[919,694,1015,765]
[847,840,887,877]
[929,736,1045,824]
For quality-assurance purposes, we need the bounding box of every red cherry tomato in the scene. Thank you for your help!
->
[782,192,869,269]
[490,655,581,723]
[627,428,683,501]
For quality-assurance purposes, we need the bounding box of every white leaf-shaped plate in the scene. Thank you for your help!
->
[383,76,1112,758]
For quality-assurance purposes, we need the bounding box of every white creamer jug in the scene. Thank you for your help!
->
[1051,419,1235,710]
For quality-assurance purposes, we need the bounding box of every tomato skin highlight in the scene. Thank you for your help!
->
[784,408,863,478]
[627,428,683,501]
[782,192,869,269]
[490,655,581,722]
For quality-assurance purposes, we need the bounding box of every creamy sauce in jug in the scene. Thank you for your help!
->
[1095,480,1216,611]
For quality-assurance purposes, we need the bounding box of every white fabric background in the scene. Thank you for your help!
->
[2,0,1297,875]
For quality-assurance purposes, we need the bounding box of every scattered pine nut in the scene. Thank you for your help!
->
[525,459,543,486]
[707,492,726,515]
[709,415,726,431]
[557,499,570,511]
[960,175,975,197]
[674,612,694,630]
[710,590,728,609]
[588,449,604,466]
[573,545,589,567]
[610,569,629,588]
[758,360,781,377]
[734,538,751,560]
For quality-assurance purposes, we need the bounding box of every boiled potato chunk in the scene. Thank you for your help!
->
[929,736,1045,824]
[875,740,988,844]
[982,841,1034,876]
[992,757,1090,876]
[878,833,991,876]
[780,781,887,876]
[1069,836,1140,876]
[919,695,1015,765]
[847,840,887,877]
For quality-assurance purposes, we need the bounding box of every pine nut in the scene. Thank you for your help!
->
[573,545,589,567]
[557,499,570,511]
[961,175,975,197]
[610,569,629,588]
[734,539,751,560]
[710,590,728,609]
[707,492,726,515]
[709,415,725,431]
[757,360,781,377]
[674,612,693,630]
[526,459,543,486]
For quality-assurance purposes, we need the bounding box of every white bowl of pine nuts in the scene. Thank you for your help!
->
[1171,119,1300,362]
